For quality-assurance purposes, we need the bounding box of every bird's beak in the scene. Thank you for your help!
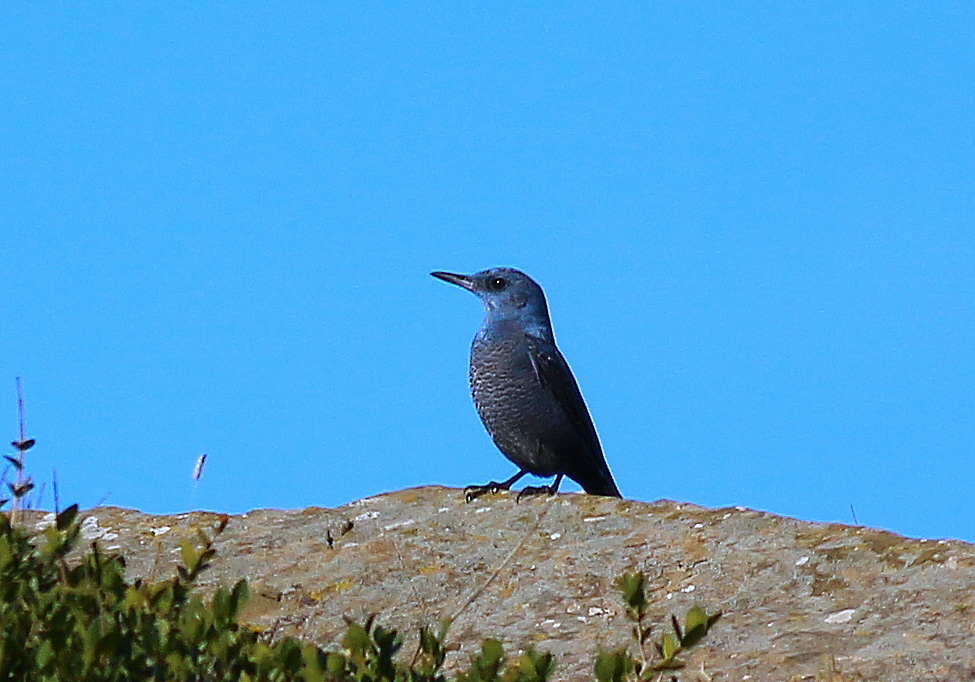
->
[431,271,476,291]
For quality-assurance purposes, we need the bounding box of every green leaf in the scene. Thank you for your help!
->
[615,572,646,615]
[480,637,503,665]
[462,637,504,682]
[325,651,346,676]
[301,643,328,682]
[670,614,682,641]
[515,649,555,682]
[228,579,249,619]
[593,649,628,682]
[680,606,721,648]
[680,606,707,647]
[36,640,56,669]
[180,539,198,572]
[342,623,371,653]
[0,536,13,569]
[56,504,80,531]
[684,606,707,630]
[659,633,677,662]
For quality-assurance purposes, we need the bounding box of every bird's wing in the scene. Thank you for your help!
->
[525,333,621,497]
[524,334,600,447]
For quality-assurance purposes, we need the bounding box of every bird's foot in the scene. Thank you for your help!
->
[464,481,510,503]
[515,484,558,502]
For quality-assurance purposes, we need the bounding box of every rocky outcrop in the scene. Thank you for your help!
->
[29,487,975,680]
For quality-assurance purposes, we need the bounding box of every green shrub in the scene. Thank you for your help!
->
[594,572,721,682]
[0,507,303,681]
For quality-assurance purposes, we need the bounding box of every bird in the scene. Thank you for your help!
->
[431,267,621,500]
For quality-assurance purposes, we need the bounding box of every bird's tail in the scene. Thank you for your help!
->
[576,469,622,498]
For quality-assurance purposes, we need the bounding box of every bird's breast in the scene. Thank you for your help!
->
[469,336,535,411]
[468,334,573,474]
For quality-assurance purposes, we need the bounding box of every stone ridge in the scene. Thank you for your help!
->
[27,487,975,681]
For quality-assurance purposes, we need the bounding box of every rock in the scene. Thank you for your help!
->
[27,486,975,680]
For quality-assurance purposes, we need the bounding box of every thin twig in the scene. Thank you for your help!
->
[53,470,61,515]
[636,614,648,671]
[14,378,25,514]
[16,377,26,449]
[448,495,556,626]
[11,377,28,518]
[395,536,432,668]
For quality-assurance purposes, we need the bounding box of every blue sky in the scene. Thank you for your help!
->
[3,5,973,542]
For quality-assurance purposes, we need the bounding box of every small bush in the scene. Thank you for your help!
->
[0,507,310,681]
[594,572,721,682]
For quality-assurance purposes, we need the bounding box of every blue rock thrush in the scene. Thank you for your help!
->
[431,267,621,500]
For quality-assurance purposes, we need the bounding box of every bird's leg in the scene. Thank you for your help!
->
[515,474,563,502]
[465,470,528,503]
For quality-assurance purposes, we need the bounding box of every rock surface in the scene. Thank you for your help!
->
[28,486,975,680]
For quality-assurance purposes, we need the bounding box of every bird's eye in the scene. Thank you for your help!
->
[489,277,507,290]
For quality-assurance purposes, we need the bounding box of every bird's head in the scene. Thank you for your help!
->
[431,267,552,331]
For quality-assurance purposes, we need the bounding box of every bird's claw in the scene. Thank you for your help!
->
[464,481,507,503]
[515,484,557,502]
